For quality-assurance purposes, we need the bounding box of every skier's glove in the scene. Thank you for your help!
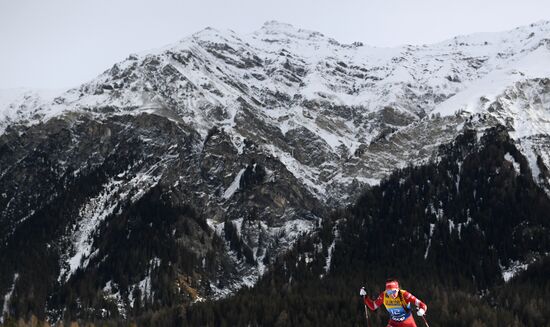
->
[417,308,426,316]
[360,287,367,297]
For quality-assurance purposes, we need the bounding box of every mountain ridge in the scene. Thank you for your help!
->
[3,19,550,203]
[1,20,550,324]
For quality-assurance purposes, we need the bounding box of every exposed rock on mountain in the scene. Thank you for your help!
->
[1,20,550,323]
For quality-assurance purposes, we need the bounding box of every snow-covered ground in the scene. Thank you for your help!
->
[0,88,63,134]
[500,259,533,282]
[1,273,19,324]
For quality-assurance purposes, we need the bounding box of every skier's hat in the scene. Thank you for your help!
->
[385,279,399,290]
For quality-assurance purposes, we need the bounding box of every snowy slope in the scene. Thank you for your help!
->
[1,21,549,203]
[0,88,62,134]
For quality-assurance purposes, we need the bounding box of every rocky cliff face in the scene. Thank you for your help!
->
[0,111,325,321]
[1,20,550,322]
[179,126,550,326]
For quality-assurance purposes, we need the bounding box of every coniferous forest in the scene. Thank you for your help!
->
[4,126,548,326]
[4,7,550,326]
[172,126,550,327]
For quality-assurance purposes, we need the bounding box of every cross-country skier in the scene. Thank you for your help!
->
[360,279,427,327]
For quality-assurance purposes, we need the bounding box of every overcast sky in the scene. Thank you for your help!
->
[1,0,549,89]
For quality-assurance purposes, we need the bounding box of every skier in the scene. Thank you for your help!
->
[360,279,427,327]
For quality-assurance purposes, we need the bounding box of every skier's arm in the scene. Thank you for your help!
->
[402,291,427,311]
[364,292,384,311]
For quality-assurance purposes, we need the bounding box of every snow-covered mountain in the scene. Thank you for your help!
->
[3,21,550,201]
[1,20,550,322]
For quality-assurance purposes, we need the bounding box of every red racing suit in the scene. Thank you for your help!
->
[364,289,427,327]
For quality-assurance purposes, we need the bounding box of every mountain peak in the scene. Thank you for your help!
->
[526,19,550,29]
[262,20,295,30]
[255,20,325,41]
[187,25,247,47]
[192,26,225,39]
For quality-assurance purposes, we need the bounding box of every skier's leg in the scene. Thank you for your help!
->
[401,316,417,327]
[387,317,417,327]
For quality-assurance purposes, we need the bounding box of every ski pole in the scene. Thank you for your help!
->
[362,295,370,327]
[421,314,430,327]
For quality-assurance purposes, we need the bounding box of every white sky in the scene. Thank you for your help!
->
[1,0,549,89]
